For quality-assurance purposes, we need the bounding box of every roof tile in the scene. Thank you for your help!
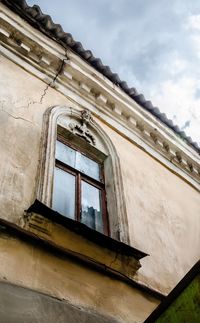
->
[3,0,199,153]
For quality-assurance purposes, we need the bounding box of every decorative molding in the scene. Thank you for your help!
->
[37,105,130,243]
[24,212,51,236]
[68,109,96,145]
[0,3,200,190]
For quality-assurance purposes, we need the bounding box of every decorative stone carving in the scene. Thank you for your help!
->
[68,109,96,145]
[176,152,182,163]
[150,132,158,144]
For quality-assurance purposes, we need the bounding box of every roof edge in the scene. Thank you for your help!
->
[2,0,200,154]
[144,260,200,322]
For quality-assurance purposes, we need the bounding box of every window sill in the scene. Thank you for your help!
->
[24,200,147,280]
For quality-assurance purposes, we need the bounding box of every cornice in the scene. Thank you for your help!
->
[2,0,199,153]
[0,3,200,189]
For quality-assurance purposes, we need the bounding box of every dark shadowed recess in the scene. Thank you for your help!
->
[0,281,119,323]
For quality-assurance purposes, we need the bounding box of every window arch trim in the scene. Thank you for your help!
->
[37,106,129,243]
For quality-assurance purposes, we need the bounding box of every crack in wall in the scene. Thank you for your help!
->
[34,57,68,107]
[0,57,68,120]
[25,57,68,109]
[0,108,34,124]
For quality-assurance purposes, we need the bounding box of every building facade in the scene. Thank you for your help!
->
[0,1,200,322]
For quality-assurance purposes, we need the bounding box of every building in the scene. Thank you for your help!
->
[0,0,200,322]
[145,260,200,322]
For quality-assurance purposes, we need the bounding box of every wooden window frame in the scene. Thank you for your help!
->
[54,135,109,235]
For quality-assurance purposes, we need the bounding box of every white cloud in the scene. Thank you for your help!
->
[160,52,188,76]
[190,34,200,59]
[186,14,200,31]
[149,76,200,143]
[26,0,200,144]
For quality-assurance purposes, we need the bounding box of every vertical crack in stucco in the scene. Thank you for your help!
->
[0,57,69,121]
[38,58,68,105]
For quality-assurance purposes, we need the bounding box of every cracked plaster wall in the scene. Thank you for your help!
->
[0,54,75,223]
[0,54,160,322]
[0,49,200,310]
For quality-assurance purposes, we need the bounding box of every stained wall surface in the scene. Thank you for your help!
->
[0,282,119,323]
[98,122,200,294]
[0,50,200,304]
[0,54,160,322]
[0,54,75,223]
[0,233,159,323]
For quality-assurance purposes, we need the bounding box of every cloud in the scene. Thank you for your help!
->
[186,14,200,31]
[27,0,200,144]
[149,76,200,142]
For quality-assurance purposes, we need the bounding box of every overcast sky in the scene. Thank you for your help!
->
[27,0,200,144]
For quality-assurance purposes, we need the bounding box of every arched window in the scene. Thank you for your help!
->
[53,134,108,235]
[37,106,129,242]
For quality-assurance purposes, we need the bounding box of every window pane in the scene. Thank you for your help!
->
[56,140,101,181]
[81,181,103,233]
[76,152,100,181]
[55,140,76,168]
[52,167,76,219]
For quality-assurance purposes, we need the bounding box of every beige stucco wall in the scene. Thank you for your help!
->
[0,234,158,323]
[0,52,200,301]
[0,54,76,223]
[0,54,159,321]
[98,122,200,294]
